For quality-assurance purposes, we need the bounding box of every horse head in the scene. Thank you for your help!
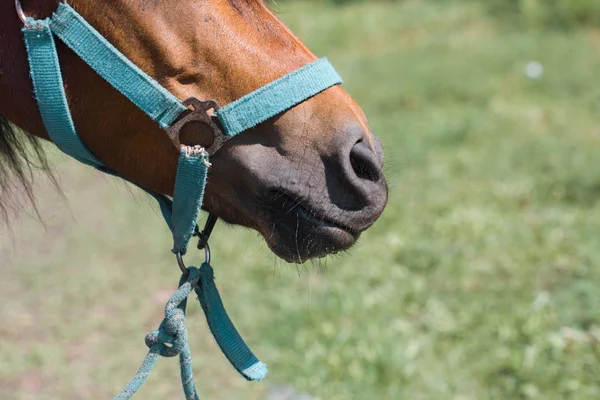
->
[0,0,388,262]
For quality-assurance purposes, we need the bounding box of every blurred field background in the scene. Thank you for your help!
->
[2,0,600,399]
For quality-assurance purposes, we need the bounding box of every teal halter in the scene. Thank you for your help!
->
[23,3,342,255]
[20,2,343,399]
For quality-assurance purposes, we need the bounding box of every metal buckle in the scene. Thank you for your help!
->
[165,97,229,156]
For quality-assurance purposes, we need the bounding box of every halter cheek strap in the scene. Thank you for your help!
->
[22,3,343,397]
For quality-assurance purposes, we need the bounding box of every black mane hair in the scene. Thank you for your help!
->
[0,114,56,220]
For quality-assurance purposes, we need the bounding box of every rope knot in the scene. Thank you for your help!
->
[142,267,202,358]
[144,307,188,357]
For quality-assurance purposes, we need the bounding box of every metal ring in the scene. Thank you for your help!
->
[176,252,187,274]
[204,243,211,264]
[15,0,68,25]
[15,0,26,24]
[175,243,211,274]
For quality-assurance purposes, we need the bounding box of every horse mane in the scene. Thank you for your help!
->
[0,114,57,221]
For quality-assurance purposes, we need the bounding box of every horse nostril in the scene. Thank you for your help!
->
[349,138,383,182]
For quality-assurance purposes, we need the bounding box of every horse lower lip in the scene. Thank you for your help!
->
[295,205,355,234]
[260,192,361,261]
[270,193,357,234]
[268,218,356,262]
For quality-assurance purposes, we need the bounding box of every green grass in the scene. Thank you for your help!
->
[2,0,600,399]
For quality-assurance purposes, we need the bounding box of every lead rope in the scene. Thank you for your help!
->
[115,267,202,400]
[115,150,266,399]
[115,264,267,399]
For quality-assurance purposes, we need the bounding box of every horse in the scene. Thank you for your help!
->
[0,0,388,263]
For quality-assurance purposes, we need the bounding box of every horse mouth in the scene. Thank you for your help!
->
[260,191,361,263]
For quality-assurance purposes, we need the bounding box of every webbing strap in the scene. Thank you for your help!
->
[217,58,342,137]
[22,19,102,167]
[171,148,210,255]
[49,3,187,128]
[196,263,267,381]
[104,149,208,256]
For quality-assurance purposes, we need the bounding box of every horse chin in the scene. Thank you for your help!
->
[256,193,368,263]
[263,217,360,264]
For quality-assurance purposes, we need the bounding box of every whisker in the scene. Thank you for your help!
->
[294,212,303,264]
